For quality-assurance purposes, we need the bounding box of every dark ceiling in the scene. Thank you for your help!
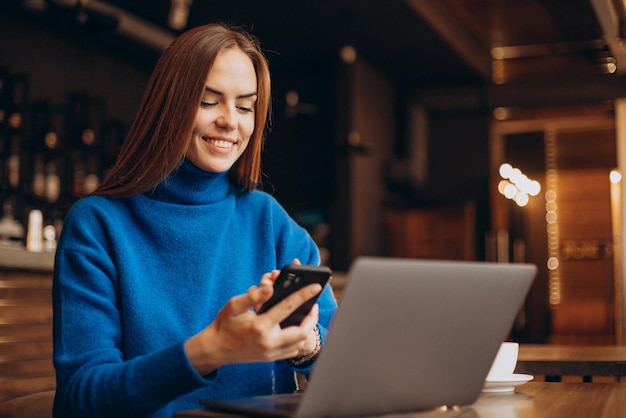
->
[4,0,624,86]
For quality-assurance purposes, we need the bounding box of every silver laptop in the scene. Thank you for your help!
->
[202,256,537,417]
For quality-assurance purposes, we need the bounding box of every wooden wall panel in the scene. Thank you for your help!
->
[383,202,476,261]
[554,128,616,170]
[550,168,615,344]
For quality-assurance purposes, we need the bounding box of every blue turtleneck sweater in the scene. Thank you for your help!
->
[52,160,337,418]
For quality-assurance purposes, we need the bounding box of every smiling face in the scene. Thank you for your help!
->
[186,47,258,173]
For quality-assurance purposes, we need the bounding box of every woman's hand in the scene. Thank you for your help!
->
[184,264,321,376]
[256,258,302,297]
[256,259,320,360]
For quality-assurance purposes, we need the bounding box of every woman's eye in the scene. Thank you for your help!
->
[237,106,254,113]
[200,101,217,108]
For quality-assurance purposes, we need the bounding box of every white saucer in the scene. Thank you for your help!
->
[482,373,533,393]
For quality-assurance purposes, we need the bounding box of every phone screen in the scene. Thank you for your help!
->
[258,264,332,328]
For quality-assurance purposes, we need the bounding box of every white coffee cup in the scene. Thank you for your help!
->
[487,342,519,380]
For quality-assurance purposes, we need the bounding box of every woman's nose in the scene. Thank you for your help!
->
[216,106,236,129]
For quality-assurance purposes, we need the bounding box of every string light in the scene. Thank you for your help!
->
[497,163,540,207]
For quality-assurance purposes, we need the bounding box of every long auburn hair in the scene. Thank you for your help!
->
[94,23,271,197]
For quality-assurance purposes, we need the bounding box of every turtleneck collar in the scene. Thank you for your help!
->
[146,159,232,205]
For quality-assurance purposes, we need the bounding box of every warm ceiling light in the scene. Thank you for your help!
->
[498,163,540,207]
[610,169,622,184]
[340,46,357,64]
[285,90,299,107]
[168,0,192,31]
[515,192,529,207]
[498,163,512,178]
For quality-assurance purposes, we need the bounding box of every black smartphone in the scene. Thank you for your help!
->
[258,264,332,328]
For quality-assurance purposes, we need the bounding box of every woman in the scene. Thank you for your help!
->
[52,23,337,418]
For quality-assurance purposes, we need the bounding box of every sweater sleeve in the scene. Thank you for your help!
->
[264,196,338,376]
[52,202,211,418]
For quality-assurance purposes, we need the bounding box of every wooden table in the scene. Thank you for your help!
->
[515,344,626,382]
[175,382,626,417]
[471,382,626,418]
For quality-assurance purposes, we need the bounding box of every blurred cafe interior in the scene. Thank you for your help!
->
[3,0,626,403]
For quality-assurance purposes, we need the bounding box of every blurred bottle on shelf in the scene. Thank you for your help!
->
[43,224,57,252]
[28,99,67,229]
[66,92,104,199]
[0,199,24,246]
[44,104,65,205]
[25,208,43,252]
[0,67,125,248]
[1,72,29,233]
[100,118,127,173]
[0,67,9,156]
[29,100,51,200]
[3,72,29,191]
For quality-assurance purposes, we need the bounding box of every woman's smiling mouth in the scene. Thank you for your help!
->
[205,137,237,149]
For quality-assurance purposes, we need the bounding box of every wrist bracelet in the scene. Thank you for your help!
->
[289,326,321,367]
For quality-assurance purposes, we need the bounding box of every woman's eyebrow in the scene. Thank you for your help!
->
[204,86,257,99]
